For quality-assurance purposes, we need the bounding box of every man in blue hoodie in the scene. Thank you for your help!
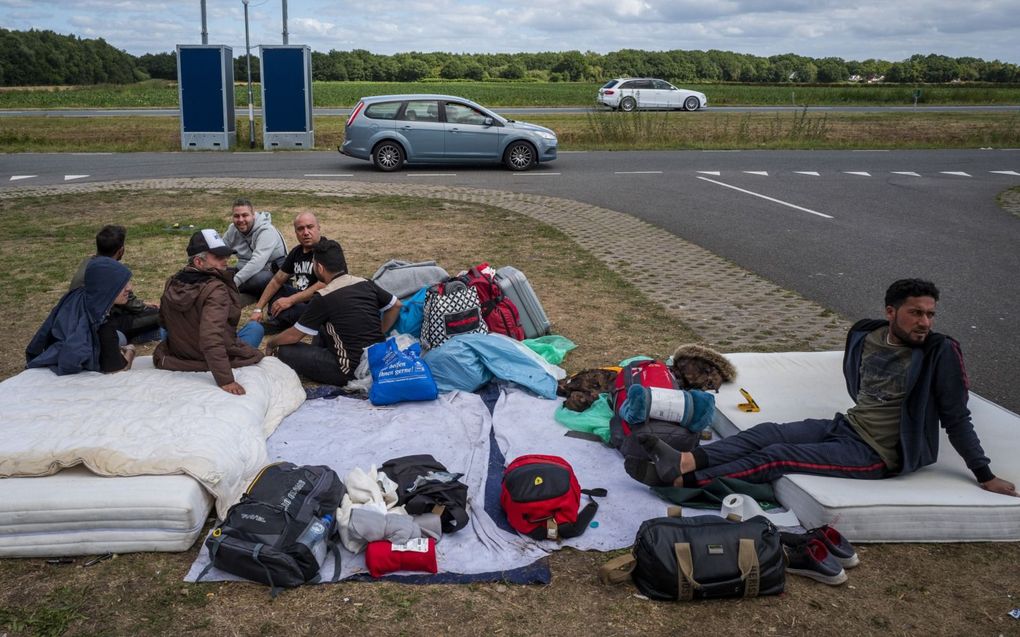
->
[27,257,136,375]
[640,279,1017,497]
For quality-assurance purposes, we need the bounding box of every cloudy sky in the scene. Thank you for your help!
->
[2,0,1018,63]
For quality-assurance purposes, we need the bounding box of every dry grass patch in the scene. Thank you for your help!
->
[2,189,1018,637]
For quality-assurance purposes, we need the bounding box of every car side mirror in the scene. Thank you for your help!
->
[483,117,494,127]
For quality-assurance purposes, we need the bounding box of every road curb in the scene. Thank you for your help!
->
[1,177,850,352]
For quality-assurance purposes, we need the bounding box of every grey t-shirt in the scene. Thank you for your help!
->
[845,327,913,471]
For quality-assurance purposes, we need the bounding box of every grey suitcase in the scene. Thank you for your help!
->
[495,266,550,339]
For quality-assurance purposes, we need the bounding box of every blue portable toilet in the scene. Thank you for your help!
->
[176,45,236,150]
[259,45,313,149]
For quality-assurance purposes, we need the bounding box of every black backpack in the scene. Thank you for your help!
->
[381,454,470,534]
[197,462,347,596]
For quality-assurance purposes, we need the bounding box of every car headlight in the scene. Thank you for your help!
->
[536,131,557,141]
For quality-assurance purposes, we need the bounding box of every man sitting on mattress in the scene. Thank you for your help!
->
[153,229,265,396]
[69,224,161,343]
[640,278,1018,497]
[27,257,137,375]
[264,239,401,386]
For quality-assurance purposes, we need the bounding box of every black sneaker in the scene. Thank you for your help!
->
[784,538,848,585]
[807,525,859,569]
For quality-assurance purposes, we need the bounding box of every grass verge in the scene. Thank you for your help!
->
[2,110,1019,153]
[2,80,1020,109]
[1,188,1019,637]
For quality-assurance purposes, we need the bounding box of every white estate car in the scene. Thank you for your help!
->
[597,78,708,112]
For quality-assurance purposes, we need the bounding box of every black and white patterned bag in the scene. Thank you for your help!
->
[420,280,488,351]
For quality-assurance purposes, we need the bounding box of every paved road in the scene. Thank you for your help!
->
[3,149,1018,411]
[1,105,1019,118]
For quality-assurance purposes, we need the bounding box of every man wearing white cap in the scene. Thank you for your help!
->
[153,229,265,395]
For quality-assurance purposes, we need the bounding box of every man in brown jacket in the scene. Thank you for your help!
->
[153,229,264,395]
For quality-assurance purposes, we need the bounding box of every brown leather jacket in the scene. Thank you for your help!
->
[153,266,263,386]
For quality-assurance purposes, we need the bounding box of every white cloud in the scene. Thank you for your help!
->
[0,0,1017,62]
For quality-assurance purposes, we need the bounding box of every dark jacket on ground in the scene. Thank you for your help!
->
[843,318,993,483]
[26,257,131,375]
[153,266,263,386]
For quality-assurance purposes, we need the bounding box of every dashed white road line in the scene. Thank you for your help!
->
[696,171,721,176]
[891,171,921,177]
[405,173,457,177]
[512,173,561,176]
[990,170,1020,176]
[940,171,971,177]
[844,171,871,177]
[615,171,663,174]
[696,176,833,219]
[743,171,768,176]
[9,175,37,181]
[304,173,353,177]
[794,171,820,176]
[64,175,89,181]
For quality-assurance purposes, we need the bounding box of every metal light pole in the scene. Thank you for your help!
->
[282,0,289,45]
[200,0,208,44]
[243,0,256,148]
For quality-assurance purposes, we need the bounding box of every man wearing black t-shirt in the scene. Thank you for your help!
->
[265,239,402,386]
[250,212,326,329]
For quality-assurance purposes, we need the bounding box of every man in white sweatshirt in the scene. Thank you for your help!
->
[222,197,287,297]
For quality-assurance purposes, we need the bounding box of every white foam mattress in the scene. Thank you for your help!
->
[712,351,1020,542]
[0,467,212,557]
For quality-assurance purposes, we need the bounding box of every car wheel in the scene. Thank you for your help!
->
[620,96,637,112]
[372,141,405,172]
[504,141,536,171]
[684,96,701,111]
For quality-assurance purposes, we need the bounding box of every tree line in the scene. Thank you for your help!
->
[3,28,1019,87]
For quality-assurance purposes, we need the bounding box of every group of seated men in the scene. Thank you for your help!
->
[26,197,401,396]
[25,202,1016,499]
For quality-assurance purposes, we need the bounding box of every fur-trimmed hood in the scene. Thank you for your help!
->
[670,343,737,391]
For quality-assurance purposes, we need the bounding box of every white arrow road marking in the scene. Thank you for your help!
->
[743,171,768,176]
[696,176,833,219]
[794,171,820,176]
[615,171,663,174]
[64,175,89,181]
[891,172,921,177]
[10,175,37,181]
[990,170,1020,176]
[940,171,971,177]
[844,171,871,177]
[697,171,721,176]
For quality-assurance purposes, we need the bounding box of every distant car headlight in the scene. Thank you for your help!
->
[536,131,557,141]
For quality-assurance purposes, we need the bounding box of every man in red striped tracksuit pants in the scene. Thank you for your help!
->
[641,279,1017,498]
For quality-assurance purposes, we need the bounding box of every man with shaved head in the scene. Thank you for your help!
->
[250,212,327,330]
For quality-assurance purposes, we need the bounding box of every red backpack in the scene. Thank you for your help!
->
[459,263,526,341]
[500,455,606,541]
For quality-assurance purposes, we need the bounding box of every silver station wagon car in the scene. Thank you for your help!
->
[597,78,708,112]
[340,94,558,171]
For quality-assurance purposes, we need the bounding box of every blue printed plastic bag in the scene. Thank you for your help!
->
[367,337,438,406]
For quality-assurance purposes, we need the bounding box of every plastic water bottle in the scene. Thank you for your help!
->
[296,514,333,568]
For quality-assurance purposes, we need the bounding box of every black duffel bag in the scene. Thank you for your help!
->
[599,515,785,600]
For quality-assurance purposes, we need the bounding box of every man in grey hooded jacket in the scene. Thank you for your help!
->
[222,198,287,297]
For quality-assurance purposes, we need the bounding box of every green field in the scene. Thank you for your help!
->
[2,79,1020,109]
